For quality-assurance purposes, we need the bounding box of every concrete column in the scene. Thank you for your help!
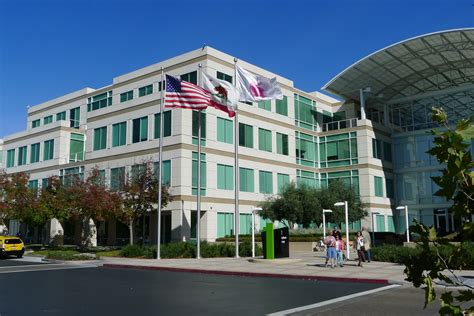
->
[107,218,117,246]
[384,104,390,126]
[359,88,367,120]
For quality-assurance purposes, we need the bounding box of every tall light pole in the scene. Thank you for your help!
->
[371,212,380,246]
[334,201,350,259]
[322,209,333,239]
[396,205,410,243]
[251,207,263,258]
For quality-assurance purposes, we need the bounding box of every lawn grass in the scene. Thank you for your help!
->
[96,250,121,258]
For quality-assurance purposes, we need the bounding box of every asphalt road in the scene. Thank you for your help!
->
[0,265,386,316]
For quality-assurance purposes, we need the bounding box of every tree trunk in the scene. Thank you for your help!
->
[129,219,134,245]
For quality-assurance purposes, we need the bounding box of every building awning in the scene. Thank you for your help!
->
[322,28,474,106]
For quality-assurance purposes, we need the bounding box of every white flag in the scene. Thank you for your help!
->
[202,72,238,117]
[236,65,283,102]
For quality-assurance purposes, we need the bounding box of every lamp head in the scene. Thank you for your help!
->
[323,209,333,213]
[253,207,263,213]
[396,206,405,210]
[334,202,345,207]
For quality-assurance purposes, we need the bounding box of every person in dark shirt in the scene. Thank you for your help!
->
[331,226,342,240]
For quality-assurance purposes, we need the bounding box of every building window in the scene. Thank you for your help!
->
[258,100,271,111]
[217,212,234,237]
[277,173,290,194]
[217,164,233,190]
[43,115,53,125]
[87,91,112,112]
[386,178,394,199]
[32,119,40,128]
[296,170,319,188]
[28,180,38,190]
[6,149,15,168]
[138,85,153,97]
[239,167,254,192]
[110,167,125,191]
[276,132,288,155]
[320,170,359,197]
[70,134,84,162]
[296,132,317,167]
[30,143,40,163]
[132,116,148,143]
[192,111,206,145]
[154,111,172,139]
[131,164,147,180]
[17,146,27,166]
[319,132,358,168]
[181,71,197,84]
[372,139,382,159]
[376,214,385,232]
[192,152,206,196]
[42,178,50,188]
[56,111,66,121]
[70,107,80,128]
[258,128,272,152]
[239,123,253,148]
[120,90,133,103]
[217,117,233,144]
[374,176,384,197]
[217,71,232,83]
[383,141,392,162]
[93,126,107,151]
[43,139,54,161]
[259,170,273,194]
[276,96,288,116]
[60,166,84,186]
[112,122,127,147]
[153,160,172,186]
[294,94,317,131]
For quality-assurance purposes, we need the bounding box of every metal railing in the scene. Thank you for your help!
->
[322,118,358,132]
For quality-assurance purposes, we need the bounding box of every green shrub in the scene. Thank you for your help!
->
[239,241,262,257]
[160,242,196,259]
[120,245,148,258]
[45,250,96,261]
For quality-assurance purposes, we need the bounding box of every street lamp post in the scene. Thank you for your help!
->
[251,207,263,258]
[322,209,333,240]
[334,201,350,259]
[396,205,410,243]
[371,212,380,246]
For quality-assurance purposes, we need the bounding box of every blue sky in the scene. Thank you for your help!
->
[0,0,472,137]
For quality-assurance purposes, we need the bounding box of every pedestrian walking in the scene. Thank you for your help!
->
[354,231,366,267]
[335,235,344,267]
[361,227,372,263]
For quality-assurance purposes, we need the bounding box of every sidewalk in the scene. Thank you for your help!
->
[100,251,410,284]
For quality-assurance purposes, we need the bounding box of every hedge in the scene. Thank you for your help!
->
[371,242,474,269]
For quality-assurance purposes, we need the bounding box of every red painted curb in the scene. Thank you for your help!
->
[102,263,390,285]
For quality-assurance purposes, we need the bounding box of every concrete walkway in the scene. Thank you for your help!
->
[100,251,408,284]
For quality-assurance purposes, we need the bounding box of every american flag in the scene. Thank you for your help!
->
[164,75,211,109]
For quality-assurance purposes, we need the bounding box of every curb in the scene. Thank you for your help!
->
[102,263,390,285]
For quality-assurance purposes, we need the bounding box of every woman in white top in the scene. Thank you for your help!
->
[354,231,366,267]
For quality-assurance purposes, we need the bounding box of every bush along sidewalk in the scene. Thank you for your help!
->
[117,241,263,259]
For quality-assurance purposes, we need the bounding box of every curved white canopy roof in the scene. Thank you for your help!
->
[323,28,474,104]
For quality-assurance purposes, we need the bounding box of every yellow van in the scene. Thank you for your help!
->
[0,236,25,258]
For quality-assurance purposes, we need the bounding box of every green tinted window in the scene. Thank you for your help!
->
[154,111,172,139]
[112,122,127,147]
[93,126,107,151]
[217,117,233,144]
[18,146,27,166]
[132,116,148,143]
[180,71,197,84]
[44,115,53,125]
[139,85,153,97]
[258,128,272,152]
[70,107,80,128]
[192,152,206,196]
[110,167,125,190]
[372,139,382,159]
[32,119,40,128]
[374,176,384,197]
[239,123,253,148]
[87,91,112,112]
[6,149,15,168]
[259,171,273,194]
[258,100,271,111]
[30,143,40,163]
[216,71,232,84]
[277,173,290,193]
[44,139,54,161]
[154,160,172,186]
[56,111,66,121]
[120,90,133,102]
[69,134,84,162]
[239,168,254,192]
[276,133,288,155]
[276,96,288,116]
[192,111,206,145]
[217,164,233,190]
[383,141,392,162]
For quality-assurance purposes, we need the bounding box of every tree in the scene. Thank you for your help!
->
[404,108,473,315]
[120,162,171,245]
[259,180,366,229]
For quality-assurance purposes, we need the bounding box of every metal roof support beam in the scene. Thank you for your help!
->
[387,83,474,105]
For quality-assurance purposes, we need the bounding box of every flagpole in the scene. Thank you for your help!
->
[196,63,203,259]
[157,66,164,260]
[234,58,240,258]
